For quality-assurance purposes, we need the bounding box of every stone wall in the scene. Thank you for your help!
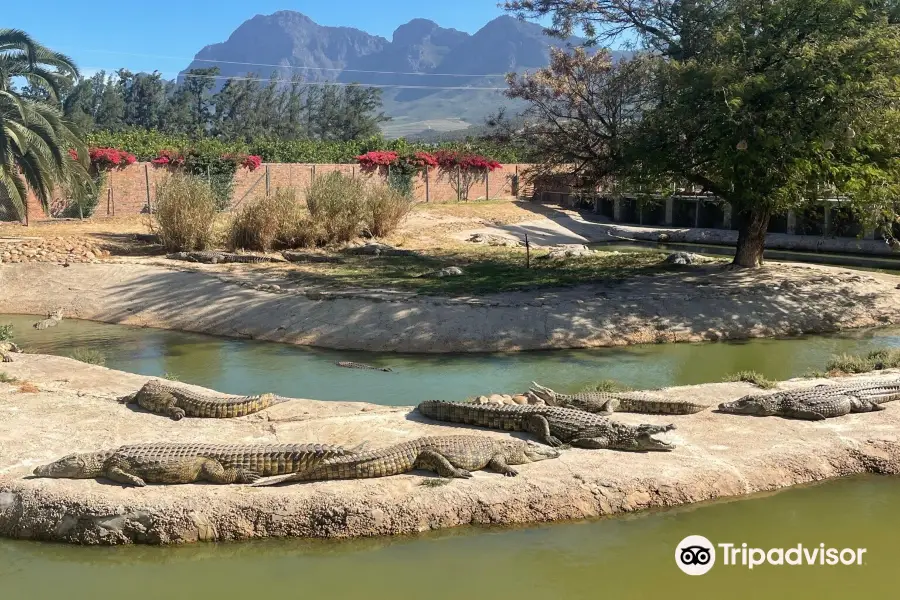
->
[9,162,533,222]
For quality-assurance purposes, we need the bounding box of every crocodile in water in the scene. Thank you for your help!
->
[416,401,676,451]
[166,251,282,264]
[32,442,356,486]
[250,435,559,486]
[528,381,707,415]
[0,341,22,363]
[336,361,393,372]
[717,380,900,420]
[119,380,290,420]
[33,309,64,330]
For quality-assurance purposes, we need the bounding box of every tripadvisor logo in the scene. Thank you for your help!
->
[675,535,867,575]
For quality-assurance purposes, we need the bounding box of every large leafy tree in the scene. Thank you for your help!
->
[0,29,90,220]
[506,0,900,267]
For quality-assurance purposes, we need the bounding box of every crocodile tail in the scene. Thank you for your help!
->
[617,397,708,415]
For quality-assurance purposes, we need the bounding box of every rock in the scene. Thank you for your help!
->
[487,394,506,405]
[511,394,529,405]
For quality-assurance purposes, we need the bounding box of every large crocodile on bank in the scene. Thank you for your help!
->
[120,380,290,420]
[250,435,560,486]
[528,381,708,415]
[416,401,676,451]
[32,442,357,486]
[0,341,22,363]
[717,380,900,420]
[166,251,283,264]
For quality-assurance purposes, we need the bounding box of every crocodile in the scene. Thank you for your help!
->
[33,309,64,330]
[250,435,559,486]
[528,381,708,415]
[32,442,356,486]
[416,401,676,451]
[336,361,393,372]
[717,380,900,420]
[119,380,290,420]
[166,251,282,264]
[0,341,22,363]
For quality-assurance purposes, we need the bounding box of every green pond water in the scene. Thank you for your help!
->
[2,476,897,599]
[4,315,900,597]
[2,313,899,405]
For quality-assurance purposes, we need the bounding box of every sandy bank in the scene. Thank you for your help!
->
[1,355,900,545]
[2,259,900,353]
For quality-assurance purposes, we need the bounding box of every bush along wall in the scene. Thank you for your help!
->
[356,150,502,200]
[151,149,262,210]
[85,130,532,164]
[58,147,137,218]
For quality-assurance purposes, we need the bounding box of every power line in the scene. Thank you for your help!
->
[64,47,514,78]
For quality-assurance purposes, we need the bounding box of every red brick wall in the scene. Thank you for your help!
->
[16,162,534,222]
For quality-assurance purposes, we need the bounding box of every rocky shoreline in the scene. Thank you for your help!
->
[2,260,900,352]
[1,355,900,545]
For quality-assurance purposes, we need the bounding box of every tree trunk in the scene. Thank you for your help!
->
[732,208,770,267]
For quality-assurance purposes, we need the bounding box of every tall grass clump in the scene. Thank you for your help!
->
[69,347,107,366]
[305,172,366,245]
[826,349,900,374]
[723,371,777,389]
[362,183,416,238]
[228,188,306,251]
[151,173,219,251]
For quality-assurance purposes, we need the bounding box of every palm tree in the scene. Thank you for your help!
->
[0,29,90,220]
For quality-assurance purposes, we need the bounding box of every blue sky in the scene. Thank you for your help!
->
[8,1,545,80]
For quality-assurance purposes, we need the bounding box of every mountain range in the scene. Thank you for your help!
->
[180,11,590,138]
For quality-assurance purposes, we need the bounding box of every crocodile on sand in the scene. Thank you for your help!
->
[32,442,356,486]
[336,361,393,372]
[166,251,282,264]
[528,381,707,415]
[33,309,64,330]
[0,341,22,363]
[250,435,559,487]
[120,380,290,420]
[416,401,676,451]
[717,380,900,420]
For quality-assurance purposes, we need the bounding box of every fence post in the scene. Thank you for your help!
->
[107,188,111,216]
[456,165,461,201]
[144,164,151,213]
[351,165,356,180]
[485,170,490,200]
[265,165,271,197]
[311,164,316,181]
[425,165,430,202]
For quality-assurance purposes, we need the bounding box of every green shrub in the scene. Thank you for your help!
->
[0,372,17,383]
[151,173,219,251]
[362,183,416,238]
[826,349,900,374]
[228,188,307,251]
[68,347,106,366]
[579,379,635,393]
[305,172,366,244]
[0,324,12,342]
[724,371,776,389]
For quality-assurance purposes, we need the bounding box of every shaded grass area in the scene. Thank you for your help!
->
[284,248,673,295]
[724,370,777,389]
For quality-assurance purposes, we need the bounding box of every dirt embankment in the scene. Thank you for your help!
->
[1,355,900,545]
[2,259,900,353]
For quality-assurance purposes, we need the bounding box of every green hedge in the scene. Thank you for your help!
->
[85,130,532,164]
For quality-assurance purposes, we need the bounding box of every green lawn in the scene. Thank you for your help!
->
[284,247,691,295]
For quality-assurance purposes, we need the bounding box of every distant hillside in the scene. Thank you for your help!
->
[181,11,619,137]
